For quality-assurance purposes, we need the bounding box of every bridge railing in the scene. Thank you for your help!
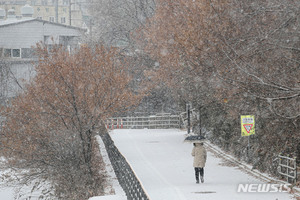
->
[100,131,150,200]
[278,154,298,183]
[106,113,181,129]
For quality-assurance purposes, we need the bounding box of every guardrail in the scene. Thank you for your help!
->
[100,131,150,200]
[106,113,181,129]
[278,155,298,183]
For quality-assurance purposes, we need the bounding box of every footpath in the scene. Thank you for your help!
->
[108,129,295,200]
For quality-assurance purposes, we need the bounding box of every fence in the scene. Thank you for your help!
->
[278,154,298,183]
[106,113,181,129]
[100,131,150,200]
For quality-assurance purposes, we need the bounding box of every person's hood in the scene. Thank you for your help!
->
[195,143,204,147]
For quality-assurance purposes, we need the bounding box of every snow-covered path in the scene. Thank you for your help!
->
[110,129,293,200]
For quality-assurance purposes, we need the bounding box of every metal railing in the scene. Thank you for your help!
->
[278,154,298,183]
[100,131,150,200]
[106,113,180,129]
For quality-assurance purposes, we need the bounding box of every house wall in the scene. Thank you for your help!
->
[8,60,36,97]
[0,21,43,48]
[0,60,36,99]
[0,19,84,99]
[0,20,83,49]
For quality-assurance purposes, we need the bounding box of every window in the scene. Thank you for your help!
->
[41,0,48,6]
[15,1,26,5]
[44,36,49,43]
[12,49,21,58]
[4,49,11,57]
[45,8,49,12]
[21,48,35,58]
[3,49,21,58]
[61,17,66,24]
[63,0,68,5]
[37,16,43,20]
[49,16,54,22]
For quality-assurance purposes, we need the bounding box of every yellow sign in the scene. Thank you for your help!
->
[241,115,255,136]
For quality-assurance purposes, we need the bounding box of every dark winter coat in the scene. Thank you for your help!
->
[191,143,207,168]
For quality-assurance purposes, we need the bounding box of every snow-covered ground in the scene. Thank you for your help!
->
[0,135,127,200]
[90,136,127,200]
[0,185,14,200]
[1,129,295,200]
[110,129,294,200]
[0,168,51,200]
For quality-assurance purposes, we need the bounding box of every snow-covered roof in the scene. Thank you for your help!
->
[0,18,86,32]
[0,17,33,26]
[21,4,34,16]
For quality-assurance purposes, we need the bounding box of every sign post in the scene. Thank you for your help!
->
[187,103,191,134]
[241,115,255,162]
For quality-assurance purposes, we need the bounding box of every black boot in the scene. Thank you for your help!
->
[195,168,200,184]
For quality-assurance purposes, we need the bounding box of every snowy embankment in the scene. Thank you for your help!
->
[89,136,127,200]
[0,182,14,200]
[109,129,295,200]
[0,134,127,200]
[0,157,15,199]
[0,166,50,200]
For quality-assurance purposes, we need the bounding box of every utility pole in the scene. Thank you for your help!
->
[55,0,58,23]
[89,19,92,38]
[69,0,72,25]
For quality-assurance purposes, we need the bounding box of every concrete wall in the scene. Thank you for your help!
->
[0,60,36,99]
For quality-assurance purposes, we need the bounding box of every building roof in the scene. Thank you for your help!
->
[0,17,86,32]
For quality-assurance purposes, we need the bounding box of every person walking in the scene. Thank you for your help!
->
[191,142,207,184]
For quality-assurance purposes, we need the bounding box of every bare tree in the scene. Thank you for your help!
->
[138,0,299,172]
[0,61,9,105]
[87,0,155,48]
[215,0,300,119]
[0,44,145,199]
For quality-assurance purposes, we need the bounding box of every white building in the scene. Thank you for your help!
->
[0,0,85,28]
[0,4,85,103]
